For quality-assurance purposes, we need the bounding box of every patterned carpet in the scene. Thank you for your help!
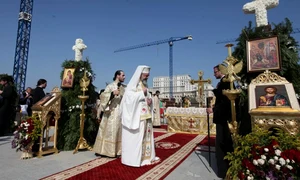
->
[41,131,207,180]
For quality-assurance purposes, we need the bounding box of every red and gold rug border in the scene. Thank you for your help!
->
[41,132,174,180]
[136,134,206,180]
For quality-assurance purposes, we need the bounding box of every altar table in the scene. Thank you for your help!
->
[165,107,216,135]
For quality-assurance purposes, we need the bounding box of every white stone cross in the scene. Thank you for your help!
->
[72,38,87,61]
[243,0,279,27]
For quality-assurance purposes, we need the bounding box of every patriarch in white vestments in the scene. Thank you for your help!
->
[120,65,160,167]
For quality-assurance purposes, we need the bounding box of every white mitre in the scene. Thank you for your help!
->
[142,67,150,73]
[123,65,151,93]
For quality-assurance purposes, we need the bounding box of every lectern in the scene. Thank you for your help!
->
[31,87,61,158]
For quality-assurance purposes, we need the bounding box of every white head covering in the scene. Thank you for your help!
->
[126,65,150,92]
[120,65,151,129]
[141,67,150,73]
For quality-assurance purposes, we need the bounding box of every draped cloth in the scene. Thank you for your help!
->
[120,65,159,167]
[96,99,102,119]
[93,81,124,157]
[152,95,161,126]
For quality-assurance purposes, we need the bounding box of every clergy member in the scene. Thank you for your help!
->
[152,90,161,127]
[120,65,160,167]
[206,65,233,178]
[93,70,126,158]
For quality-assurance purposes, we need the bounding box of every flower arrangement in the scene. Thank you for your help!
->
[225,126,300,179]
[11,115,42,153]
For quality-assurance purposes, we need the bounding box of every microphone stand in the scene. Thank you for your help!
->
[194,95,212,173]
[206,96,211,168]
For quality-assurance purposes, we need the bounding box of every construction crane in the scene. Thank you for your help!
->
[13,0,34,94]
[114,35,192,98]
[216,28,300,44]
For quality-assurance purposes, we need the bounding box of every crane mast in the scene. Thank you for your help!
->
[114,35,192,98]
[13,0,34,94]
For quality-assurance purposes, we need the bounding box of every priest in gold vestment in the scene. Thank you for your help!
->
[93,70,126,157]
[120,65,160,167]
[152,90,161,126]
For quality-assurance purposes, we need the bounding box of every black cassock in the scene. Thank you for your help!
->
[212,77,234,178]
[0,84,14,135]
[33,86,46,104]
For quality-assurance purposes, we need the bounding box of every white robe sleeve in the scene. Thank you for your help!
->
[121,90,145,130]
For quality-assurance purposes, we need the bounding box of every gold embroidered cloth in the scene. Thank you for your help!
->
[165,107,216,134]
[93,82,124,157]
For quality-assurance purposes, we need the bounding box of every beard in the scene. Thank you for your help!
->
[142,79,148,88]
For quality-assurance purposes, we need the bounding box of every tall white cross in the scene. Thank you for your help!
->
[243,0,279,27]
[72,38,87,61]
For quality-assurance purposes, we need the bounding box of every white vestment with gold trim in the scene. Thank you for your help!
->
[121,81,156,167]
[152,95,161,126]
[93,81,124,157]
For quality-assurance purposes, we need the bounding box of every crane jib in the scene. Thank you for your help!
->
[114,35,192,99]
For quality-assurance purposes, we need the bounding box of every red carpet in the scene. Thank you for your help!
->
[197,135,215,146]
[195,135,216,152]
[41,132,206,180]
[160,124,168,130]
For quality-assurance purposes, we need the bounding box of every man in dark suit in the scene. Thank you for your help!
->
[32,79,47,152]
[33,79,47,104]
[0,76,15,136]
[207,65,233,179]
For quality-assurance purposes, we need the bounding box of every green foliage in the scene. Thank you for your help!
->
[57,59,98,150]
[274,128,300,150]
[29,114,43,142]
[225,127,272,179]
[225,126,300,179]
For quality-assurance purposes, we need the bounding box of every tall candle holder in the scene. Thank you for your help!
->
[73,70,92,154]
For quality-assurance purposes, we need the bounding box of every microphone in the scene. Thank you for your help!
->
[102,82,122,120]
[109,82,122,101]
[117,82,121,89]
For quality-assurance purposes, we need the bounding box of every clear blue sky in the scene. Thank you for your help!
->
[1,0,300,92]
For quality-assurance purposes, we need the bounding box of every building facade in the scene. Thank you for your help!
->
[149,74,214,107]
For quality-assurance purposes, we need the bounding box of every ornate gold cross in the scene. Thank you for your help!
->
[188,118,195,128]
[190,71,211,107]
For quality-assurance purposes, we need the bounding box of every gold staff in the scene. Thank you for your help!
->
[219,44,243,136]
